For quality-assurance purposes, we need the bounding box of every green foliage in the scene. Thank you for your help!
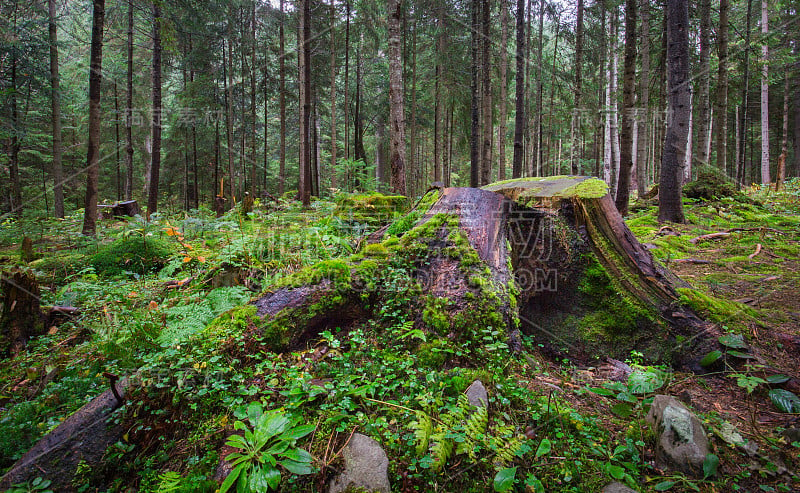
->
[220,402,315,492]
[683,167,737,201]
[160,286,252,344]
[7,477,53,493]
[91,236,174,276]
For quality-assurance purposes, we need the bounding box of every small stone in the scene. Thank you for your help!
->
[328,433,390,493]
[465,380,488,407]
[601,482,638,493]
[646,395,709,476]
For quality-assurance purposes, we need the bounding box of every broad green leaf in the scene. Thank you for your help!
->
[493,467,517,492]
[265,467,281,490]
[628,369,666,394]
[588,387,615,396]
[280,424,316,440]
[703,453,719,479]
[256,412,291,443]
[727,350,755,359]
[247,401,264,425]
[616,392,638,404]
[248,465,271,491]
[654,480,676,491]
[283,448,313,463]
[699,350,722,367]
[280,459,314,475]
[535,438,552,459]
[607,464,625,480]
[718,334,747,349]
[765,374,790,384]
[610,403,633,418]
[219,463,245,493]
[768,389,800,413]
[264,441,290,456]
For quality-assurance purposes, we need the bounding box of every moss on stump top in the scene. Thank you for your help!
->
[483,176,608,204]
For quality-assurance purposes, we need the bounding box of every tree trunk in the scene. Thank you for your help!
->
[658,0,689,224]
[480,0,492,186]
[329,0,337,189]
[497,0,509,181]
[616,0,637,215]
[470,0,481,187]
[354,35,367,167]
[125,0,134,200]
[534,0,544,177]
[794,78,800,178]
[759,0,770,184]
[48,0,64,218]
[223,39,235,203]
[147,2,162,218]
[114,82,121,202]
[635,0,650,197]
[387,0,406,195]
[694,0,711,169]
[777,75,788,187]
[571,0,584,175]
[715,0,729,173]
[737,0,753,187]
[511,0,526,178]
[81,0,105,236]
[250,4,257,196]
[299,0,312,205]
[9,8,22,217]
[279,0,286,195]
[1,270,42,357]
[409,18,418,193]
[343,0,351,162]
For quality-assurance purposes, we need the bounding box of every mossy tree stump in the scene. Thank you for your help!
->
[244,176,717,368]
[1,269,44,357]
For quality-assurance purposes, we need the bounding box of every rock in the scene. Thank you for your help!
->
[329,433,390,493]
[601,482,638,493]
[782,427,800,444]
[646,395,709,476]
[465,380,488,407]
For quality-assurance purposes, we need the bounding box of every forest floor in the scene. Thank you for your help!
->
[0,181,799,492]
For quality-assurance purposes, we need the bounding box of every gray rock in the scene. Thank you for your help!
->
[465,379,488,407]
[646,395,709,476]
[329,433,390,493]
[601,482,638,493]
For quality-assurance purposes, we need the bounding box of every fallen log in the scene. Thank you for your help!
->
[1,269,44,356]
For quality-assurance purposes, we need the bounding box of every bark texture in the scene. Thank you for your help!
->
[388,0,406,195]
[82,0,105,236]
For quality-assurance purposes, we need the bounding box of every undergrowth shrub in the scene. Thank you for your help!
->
[91,237,174,276]
[683,167,737,201]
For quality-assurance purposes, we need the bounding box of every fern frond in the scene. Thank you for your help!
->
[410,411,433,457]
[455,405,488,460]
[493,433,527,469]
[430,429,454,472]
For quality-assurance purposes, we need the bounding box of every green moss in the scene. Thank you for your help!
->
[416,338,450,369]
[557,178,609,199]
[362,243,389,257]
[202,305,258,345]
[334,192,408,225]
[422,296,453,335]
[91,236,174,276]
[274,259,352,289]
[677,288,760,327]
[385,189,442,237]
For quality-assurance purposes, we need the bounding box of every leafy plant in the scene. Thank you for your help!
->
[7,477,53,493]
[220,402,315,492]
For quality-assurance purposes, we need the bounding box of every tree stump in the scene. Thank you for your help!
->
[246,177,718,368]
[1,269,43,357]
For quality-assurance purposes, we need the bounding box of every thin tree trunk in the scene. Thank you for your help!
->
[388,0,406,195]
[497,0,509,181]
[794,75,800,177]
[616,0,637,215]
[125,0,134,200]
[329,0,337,189]
[434,2,445,183]
[299,0,312,205]
[250,3,257,195]
[511,0,526,178]
[470,0,481,187]
[737,0,753,187]
[147,2,162,217]
[354,35,366,166]
[223,39,235,203]
[658,0,689,224]
[635,0,650,197]
[114,82,121,201]
[82,0,105,235]
[715,0,729,173]
[570,0,584,175]
[278,0,286,195]
[480,0,492,185]
[760,0,770,184]
[409,17,418,191]
[48,0,64,217]
[610,15,620,195]
[534,0,544,176]
[694,0,711,169]
[343,0,350,162]
[777,75,788,187]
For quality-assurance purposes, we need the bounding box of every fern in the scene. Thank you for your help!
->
[492,433,527,469]
[159,286,251,344]
[455,404,488,460]
[411,411,433,457]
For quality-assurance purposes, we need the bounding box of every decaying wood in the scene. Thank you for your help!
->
[672,258,712,264]
[748,243,762,259]
[690,227,787,244]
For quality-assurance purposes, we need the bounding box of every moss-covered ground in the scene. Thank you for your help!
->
[0,182,798,492]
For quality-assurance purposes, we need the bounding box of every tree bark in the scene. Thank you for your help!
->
[9,4,22,216]
[329,0,338,189]
[616,0,637,215]
[299,0,312,205]
[511,0,526,178]
[737,0,753,187]
[125,0,134,200]
[278,0,286,195]
[147,2,162,217]
[388,0,407,195]
[635,0,650,197]
[223,39,235,203]
[48,0,64,218]
[570,0,584,175]
[434,3,445,183]
[82,0,105,236]
[694,0,711,169]
[714,0,729,173]
[497,0,509,181]
[760,0,770,184]
[658,0,689,224]
[1,270,42,357]
[470,0,481,187]
[480,0,493,185]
